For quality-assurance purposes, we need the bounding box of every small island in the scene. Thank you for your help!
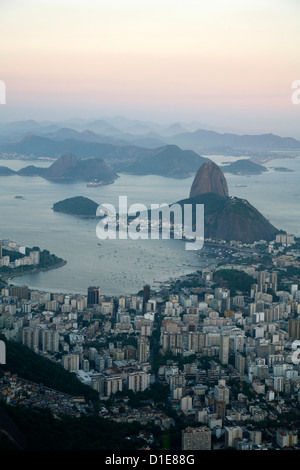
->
[222,159,268,175]
[52,196,100,218]
[273,167,294,172]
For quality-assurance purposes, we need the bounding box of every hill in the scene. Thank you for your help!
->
[0,154,118,183]
[17,165,46,176]
[53,196,99,217]
[115,145,208,178]
[0,335,98,403]
[0,404,148,450]
[177,192,279,243]
[0,166,16,176]
[42,153,117,182]
[213,268,257,295]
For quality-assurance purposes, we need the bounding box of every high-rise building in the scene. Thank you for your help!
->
[215,400,226,420]
[41,329,59,352]
[87,286,100,307]
[105,376,123,396]
[235,353,246,375]
[219,334,229,365]
[143,285,150,313]
[91,374,105,394]
[182,427,211,450]
[288,319,300,339]
[62,354,80,371]
[276,429,298,448]
[214,380,230,404]
[128,371,150,392]
[10,285,29,300]
[138,336,150,363]
[22,327,39,350]
[225,426,243,448]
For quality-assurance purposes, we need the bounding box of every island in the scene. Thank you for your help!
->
[180,161,278,243]
[221,159,268,175]
[52,196,100,218]
[273,167,294,172]
[117,160,279,244]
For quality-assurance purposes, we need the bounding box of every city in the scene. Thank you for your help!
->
[1,232,300,450]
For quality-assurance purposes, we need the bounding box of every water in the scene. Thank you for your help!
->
[0,156,299,295]
[0,160,203,295]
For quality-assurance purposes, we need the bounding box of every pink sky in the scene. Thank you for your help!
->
[0,0,300,136]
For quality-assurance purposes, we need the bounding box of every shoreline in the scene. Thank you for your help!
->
[0,259,67,284]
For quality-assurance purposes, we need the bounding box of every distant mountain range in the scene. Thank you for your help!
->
[1,117,299,185]
[1,117,300,157]
[169,129,300,152]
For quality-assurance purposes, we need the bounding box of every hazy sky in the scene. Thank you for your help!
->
[0,0,300,136]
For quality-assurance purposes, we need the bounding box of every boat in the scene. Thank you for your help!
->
[87,180,104,187]
[235,184,248,187]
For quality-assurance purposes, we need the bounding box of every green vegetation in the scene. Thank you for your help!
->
[0,404,148,450]
[0,246,65,278]
[171,276,204,290]
[1,248,25,262]
[213,268,256,295]
[114,382,170,408]
[176,192,279,243]
[0,335,98,403]
[52,196,99,217]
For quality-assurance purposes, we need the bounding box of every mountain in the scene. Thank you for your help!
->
[222,159,268,175]
[0,156,117,182]
[189,161,228,198]
[114,145,209,178]
[83,119,122,136]
[160,123,187,137]
[177,192,279,243]
[169,129,300,152]
[177,161,279,243]
[43,154,117,182]
[0,135,146,161]
[53,196,99,217]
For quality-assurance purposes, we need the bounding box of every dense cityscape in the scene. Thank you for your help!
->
[1,231,300,450]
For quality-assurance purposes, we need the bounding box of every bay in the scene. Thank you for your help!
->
[0,155,299,296]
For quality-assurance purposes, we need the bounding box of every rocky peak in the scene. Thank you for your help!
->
[189,160,229,198]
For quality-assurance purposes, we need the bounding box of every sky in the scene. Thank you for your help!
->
[0,0,300,136]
